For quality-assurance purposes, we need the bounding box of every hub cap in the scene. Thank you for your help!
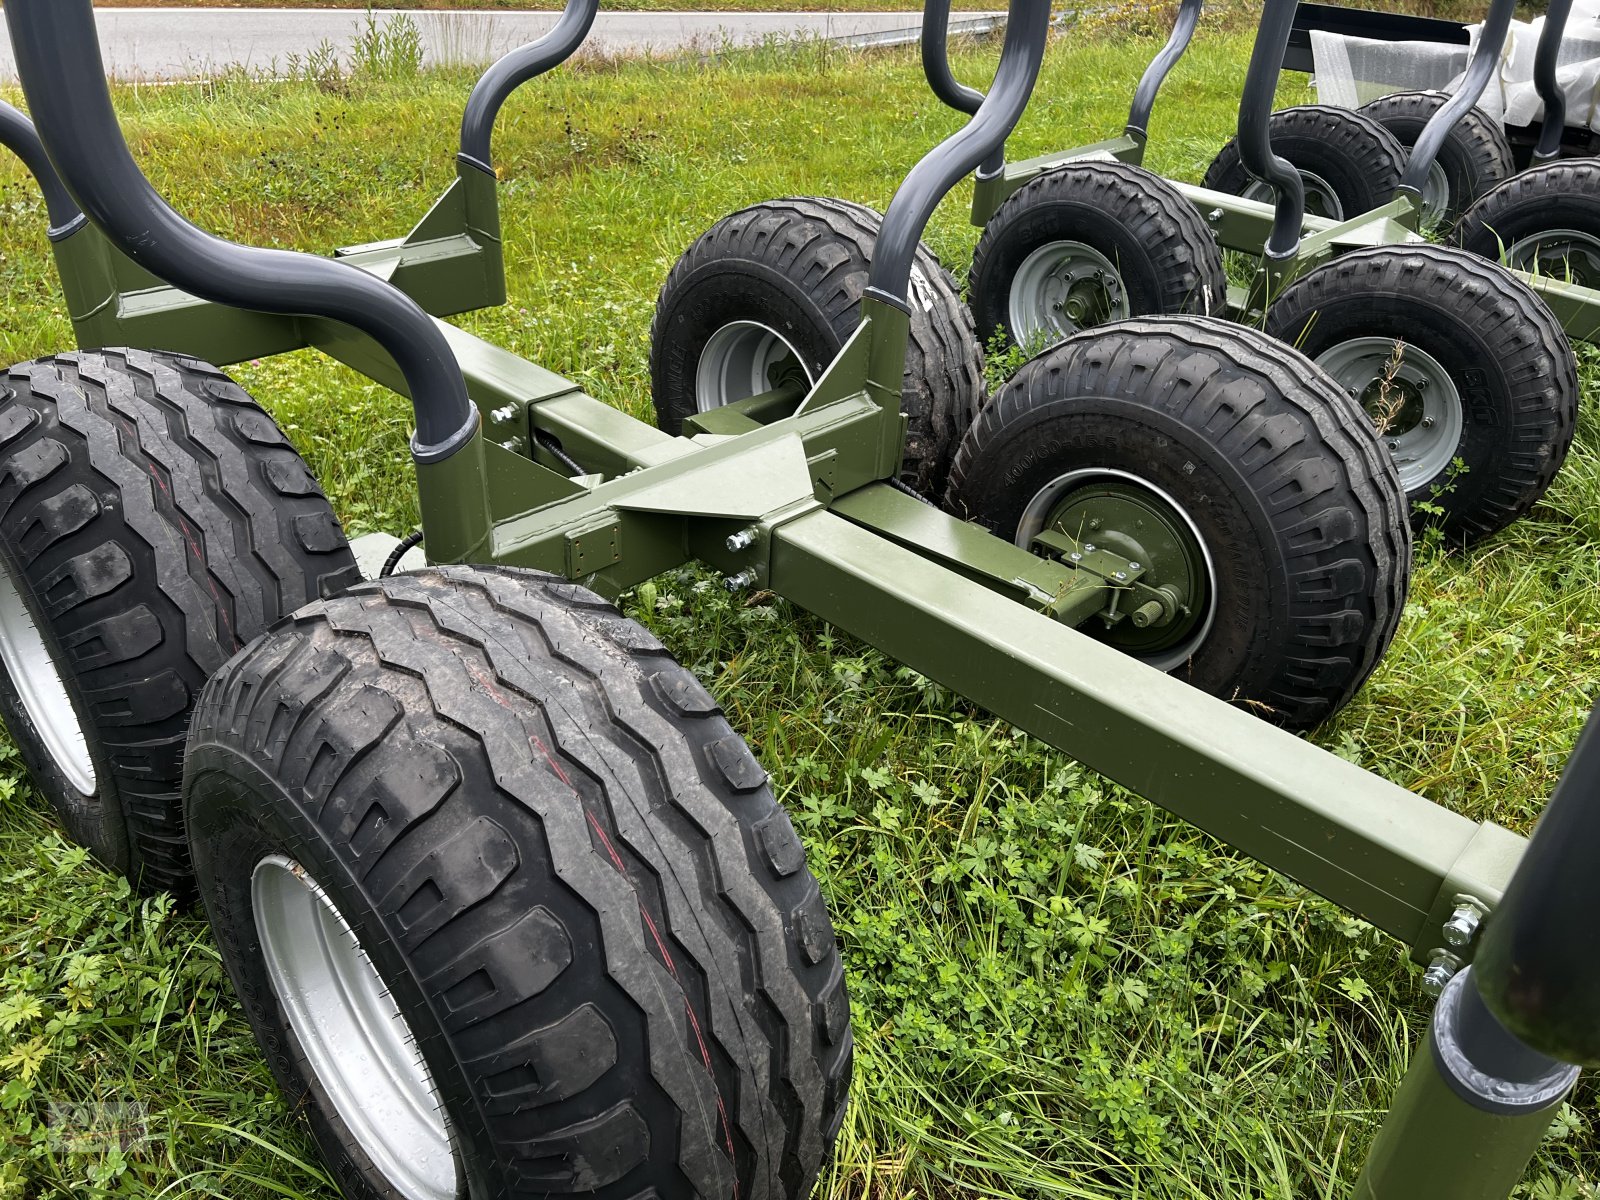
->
[253,855,457,1200]
[1244,168,1344,221]
[1017,467,1216,670]
[1419,160,1451,227]
[1009,240,1130,347]
[695,321,814,413]
[0,564,94,795]
[1316,337,1463,493]
[1505,228,1600,290]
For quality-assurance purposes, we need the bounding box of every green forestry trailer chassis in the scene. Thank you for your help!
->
[0,0,1591,1196]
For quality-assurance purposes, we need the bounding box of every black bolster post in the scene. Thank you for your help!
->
[870,0,1050,310]
[1236,0,1304,261]
[1533,0,1574,164]
[1472,701,1600,1070]
[921,0,1006,177]
[1400,0,1517,197]
[0,101,82,234]
[1125,0,1204,141]
[459,0,600,174]
[5,0,477,464]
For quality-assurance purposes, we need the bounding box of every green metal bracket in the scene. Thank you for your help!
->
[969,133,1143,226]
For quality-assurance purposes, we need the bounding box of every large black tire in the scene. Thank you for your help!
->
[1453,159,1600,290]
[1203,105,1407,222]
[968,160,1227,352]
[184,566,851,1200]
[0,350,358,892]
[1357,90,1514,227]
[945,317,1411,731]
[1264,245,1577,545]
[650,197,982,498]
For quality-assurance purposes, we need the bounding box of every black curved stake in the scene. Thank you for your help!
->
[1125,0,1203,140]
[0,101,81,233]
[921,0,1006,177]
[1473,700,1600,1069]
[1533,0,1574,164]
[4,0,476,464]
[872,0,1050,308]
[1237,0,1304,260]
[1399,0,1517,198]
[460,0,600,173]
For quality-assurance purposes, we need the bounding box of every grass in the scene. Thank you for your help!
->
[0,16,1595,1200]
[89,0,1000,12]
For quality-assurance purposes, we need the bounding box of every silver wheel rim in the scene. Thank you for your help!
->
[694,320,813,413]
[253,855,456,1200]
[1244,168,1345,221]
[0,564,94,795]
[1505,228,1600,290]
[1316,337,1463,493]
[1016,467,1218,672]
[1008,240,1130,347]
[1419,160,1452,226]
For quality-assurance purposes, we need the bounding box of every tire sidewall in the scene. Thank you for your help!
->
[187,747,484,1200]
[955,396,1290,699]
[651,259,845,433]
[0,540,127,871]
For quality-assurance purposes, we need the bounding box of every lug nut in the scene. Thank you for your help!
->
[490,405,517,424]
[1443,904,1483,948]
[726,527,758,553]
[1422,952,1459,998]
[724,568,758,593]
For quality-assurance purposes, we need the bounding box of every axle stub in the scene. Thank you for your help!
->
[969,161,1225,351]
[184,566,852,1200]
[1264,245,1578,545]
[0,350,358,892]
[946,316,1411,731]
[651,197,983,497]
[1205,105,1407,225]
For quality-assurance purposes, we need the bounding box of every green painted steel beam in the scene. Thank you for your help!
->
[970,134,1142,225]
[768,504,1525,957]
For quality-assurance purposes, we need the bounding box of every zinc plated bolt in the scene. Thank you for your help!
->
[724,568,758,593]
[1128,561,1141,570]
[1443,903,1484,948]
[1422,951,1461,998]
[1082,543,1097,553]
[1112,570,1128,581]
[490,405,517,424]
[1207,207,1224,223]
[726,527,759,553]
[498,436,527,454]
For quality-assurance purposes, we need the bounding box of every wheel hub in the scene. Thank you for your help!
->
[253,855,457,1200]
[1009,240,1130,346]
[1016,467,1216,670]
[694,320,814,413]
[0,563,94,795]
[1506,228,1600,291]
[1315,337,1463,494]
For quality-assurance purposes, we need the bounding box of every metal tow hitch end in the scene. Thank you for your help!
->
[724,568,758,593]
[726,526,759,553]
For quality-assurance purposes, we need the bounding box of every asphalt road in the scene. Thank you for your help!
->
[0,9,999,80]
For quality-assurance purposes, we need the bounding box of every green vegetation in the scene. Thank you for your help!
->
[92,0,998,11]
[0,20,1595,1200]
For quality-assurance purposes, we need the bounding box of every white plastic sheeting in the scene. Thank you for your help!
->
[1311,2,1600,130]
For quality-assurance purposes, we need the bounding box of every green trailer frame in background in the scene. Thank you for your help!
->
[0,0,1593,1195]
[939,0,1600,340]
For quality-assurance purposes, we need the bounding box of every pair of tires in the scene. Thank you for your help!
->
[649,197,1412,732]
[0,351,847,1199]
[971,119,1577,550]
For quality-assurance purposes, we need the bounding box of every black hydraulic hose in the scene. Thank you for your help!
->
[1125,0,1204,140]
[1237,0,1304,260]
[1472,701,1600,1069]
[1533,0,1574,163]
[5,0,476,464]
[870,0,1050,309]
[1400,0,1517,196]
[459,0,599,173]
[921,0,1005,177]
[0,101,81,233]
